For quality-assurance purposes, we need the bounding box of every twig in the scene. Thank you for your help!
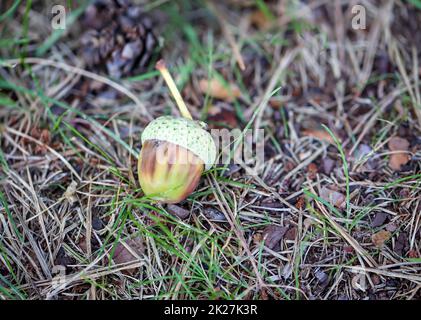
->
[156,60,192,120]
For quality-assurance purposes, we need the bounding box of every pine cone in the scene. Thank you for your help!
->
[80,0,159,78]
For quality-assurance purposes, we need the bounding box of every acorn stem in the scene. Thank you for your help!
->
[156,60,193,120]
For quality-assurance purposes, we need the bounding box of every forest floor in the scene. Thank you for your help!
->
[0,0,421,300]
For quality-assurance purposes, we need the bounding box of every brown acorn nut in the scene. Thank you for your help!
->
[138,60,216,203]
[138,116,216,203]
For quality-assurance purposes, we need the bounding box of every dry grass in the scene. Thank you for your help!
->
[0,0,420,300]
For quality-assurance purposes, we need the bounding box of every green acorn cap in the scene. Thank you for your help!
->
[141,116,217,170]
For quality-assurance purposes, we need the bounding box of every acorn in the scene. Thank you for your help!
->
[138,60,216,203]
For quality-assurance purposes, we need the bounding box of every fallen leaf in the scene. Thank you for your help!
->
[302,129,335,144]
[211,112,238,129]
[113,237,144,275]
[295,196,305,210]
[389,153,410,171]
[166,204,190,220]
[351,273,366,292]
[40,128,51,144]
[388,136,410,171]
[78,235,100,253]
[285,226,297,241]
[320,187,346,208]
[307,163,318,179]
[371,230,391,248]
[388,136,409,151]
[249,10,273,30]
[260,287,269,300]
[262,225,288,250]
[394,232,408,256]
[54,247,75,270]
[207,105,238,128]
[34,144,48,155]
[29,127,42,140]
[199,78,241,101]
[78,236,88,253]
[371,212,388,228]
[321,157,336,174]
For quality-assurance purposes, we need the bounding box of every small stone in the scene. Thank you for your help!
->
[321,157,335,174]
[371,212,388,228]
[92,216,103,230]
[166,204,190,220]
[203,208,226,221]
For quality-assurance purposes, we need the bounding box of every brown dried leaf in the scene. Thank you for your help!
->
[199,78,241,101]
[34,144,48,155]
[394,232,408,256]
[388,136,409,151]
[295,196,305,210]
[40,129,51,144]
[320,187,346,208]
[260,287,269,300]
[389,153,410,171]
[371,230,391,248]
[262,225,288,250]
[113,237,145,275]
[388,136,410,171]
[351,274,366,292]
[285,226,297,241]
[302,130,335,144]
[207,105,238,129]
[307,163,318,179]
[249,10,273,30]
